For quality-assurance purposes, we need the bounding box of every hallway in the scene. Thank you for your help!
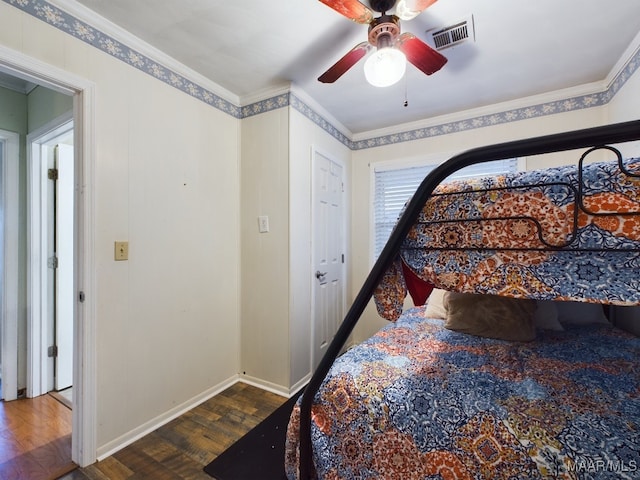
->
[0,392,75,479]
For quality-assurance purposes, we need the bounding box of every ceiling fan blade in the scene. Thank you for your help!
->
[395,0,438,20]
[318,42,371,83]
[396,32,447,75]
[319,0,374,24]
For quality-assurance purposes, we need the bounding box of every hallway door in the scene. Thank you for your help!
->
[311,149,346,369]
[52,144,74,391]
[28,118,74,397]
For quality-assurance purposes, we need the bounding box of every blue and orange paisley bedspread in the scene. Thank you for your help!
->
[375,158,640,321]
[285,308,640,479]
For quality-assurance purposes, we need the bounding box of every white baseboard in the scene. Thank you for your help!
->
[94,372,312,461]
[239,373,310,398]
[238,374,290,397]
[95,375,239,461]
[289,374,310,396]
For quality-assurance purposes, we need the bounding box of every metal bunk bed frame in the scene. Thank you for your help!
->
[298,119,640,479]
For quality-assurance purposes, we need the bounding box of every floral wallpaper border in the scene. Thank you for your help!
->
[4,0,638,150]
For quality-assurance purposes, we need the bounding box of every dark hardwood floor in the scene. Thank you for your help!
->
[59,382,286,480]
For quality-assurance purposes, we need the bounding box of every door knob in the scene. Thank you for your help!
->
[315,270,327,279]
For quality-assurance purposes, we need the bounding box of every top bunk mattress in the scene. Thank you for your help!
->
[375,156,640,321]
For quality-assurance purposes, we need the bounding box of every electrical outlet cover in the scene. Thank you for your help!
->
[114,241,129,260]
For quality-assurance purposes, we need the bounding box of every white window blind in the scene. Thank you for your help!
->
[373,158,518,259]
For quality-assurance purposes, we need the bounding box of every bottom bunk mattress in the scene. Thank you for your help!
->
[285,307,640,479]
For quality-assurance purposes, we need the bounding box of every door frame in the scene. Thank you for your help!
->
[27,113,74,398]
[0,128,19,402]
[0,44,97,467]
[310,146,347,370]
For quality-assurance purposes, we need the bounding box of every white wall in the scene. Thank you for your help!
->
[607,53,640,332]
[0,1,241,457]
[240,108,291,391]
[608,60,640,157]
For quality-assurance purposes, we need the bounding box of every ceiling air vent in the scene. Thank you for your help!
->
[428,15,474,51]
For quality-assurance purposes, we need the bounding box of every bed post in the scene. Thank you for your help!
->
[298,119,640,479]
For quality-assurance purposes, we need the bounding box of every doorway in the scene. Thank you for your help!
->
[0,84,76,475]
[0,45,97,467]
[311,148,346,370]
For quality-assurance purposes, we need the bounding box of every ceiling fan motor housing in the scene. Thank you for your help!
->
[369,0,397,13]
[368,14,401,47]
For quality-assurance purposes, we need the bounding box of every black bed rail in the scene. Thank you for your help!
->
[298,119,640,479]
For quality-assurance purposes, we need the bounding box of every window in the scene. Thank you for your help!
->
[373,158,518,259]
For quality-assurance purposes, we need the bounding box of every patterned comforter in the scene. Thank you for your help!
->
[285,308,640,479]
[375,158,640,321]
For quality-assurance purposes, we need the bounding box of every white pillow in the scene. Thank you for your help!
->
[556,301,609,325]
[424,288,447,319]
[533,300,564,331]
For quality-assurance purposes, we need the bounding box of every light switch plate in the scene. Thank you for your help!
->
[258,215,270,233]
[114,241,129,261]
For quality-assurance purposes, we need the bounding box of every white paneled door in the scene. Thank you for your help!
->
[312,150,345,370]
[29,118,75,398]
[53,144,74,391]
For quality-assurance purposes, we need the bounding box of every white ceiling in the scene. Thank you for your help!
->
[39,1,640,133]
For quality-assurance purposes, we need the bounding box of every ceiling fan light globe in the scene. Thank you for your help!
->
[364,48,407,87]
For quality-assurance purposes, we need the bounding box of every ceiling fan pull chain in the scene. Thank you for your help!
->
[404,74,409,107]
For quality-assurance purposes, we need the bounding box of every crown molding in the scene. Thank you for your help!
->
[289,84,352,138]
[605,32,640,87]
[240,83,291,107]
[49,0,240,106]
[352,80,606,143]
[239,83,292,120]
[604,29,640,90]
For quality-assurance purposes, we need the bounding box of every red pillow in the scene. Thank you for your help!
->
[401,261,434,306]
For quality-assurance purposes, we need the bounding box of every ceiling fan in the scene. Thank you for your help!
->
[318,0,447,87]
